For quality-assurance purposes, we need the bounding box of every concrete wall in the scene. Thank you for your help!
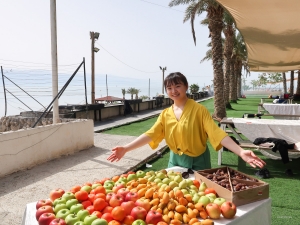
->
[0,119,94,178]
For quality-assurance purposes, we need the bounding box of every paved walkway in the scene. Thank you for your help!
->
[0,97,212,225]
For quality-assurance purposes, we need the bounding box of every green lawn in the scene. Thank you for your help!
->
[103,96,300,225]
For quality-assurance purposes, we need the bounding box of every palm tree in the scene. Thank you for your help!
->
[121,88,126,99]
[132,88,141,99]
[126,87,136,100]
[169,0,226,118]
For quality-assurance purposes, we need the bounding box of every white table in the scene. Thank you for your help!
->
[23,166,271,225]
[219,118,300,162]
[262,103,300,119]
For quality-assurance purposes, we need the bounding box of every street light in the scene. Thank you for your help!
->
[159,66,167,94]
[90,31,100,104]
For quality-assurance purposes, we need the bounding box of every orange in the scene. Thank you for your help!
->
[111,206,126,222]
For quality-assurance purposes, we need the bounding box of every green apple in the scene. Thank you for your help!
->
[81,185,92,193]
[127,173,138,181]
[70,203,84,214]
[132,219,147,225]
[199,182,207,192]
[105,189,113,193]
[74,222,85,225]
[53,197,66,207]
[62,192,76,201]
[76,209,90,221]
[66,199,79,209]
[198,196,211,206]
[118,177,128,183]
[136,170,146,178]
[91,218,108,225]
[65,214,80,225]
[54,203,68,214]
[174,174,183,183]
[103,183,114,190]
[56,208,71,219]
[162,178,171,184]
[169,181,179,189]
[214,197,226,206]
[206,193,217,202]
[92,183,102,189]
[179,180,188,189]
[84,215,98,225]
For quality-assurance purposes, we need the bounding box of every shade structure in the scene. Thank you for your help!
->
[95,96,124,102]
[216,0,300,72]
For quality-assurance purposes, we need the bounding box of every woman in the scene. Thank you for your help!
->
[107,72,266,170]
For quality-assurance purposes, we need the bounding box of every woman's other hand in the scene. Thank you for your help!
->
[240,150,266,168]
[107,146,127,162]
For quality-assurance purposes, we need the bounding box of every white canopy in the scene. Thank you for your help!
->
[216,0,300,72]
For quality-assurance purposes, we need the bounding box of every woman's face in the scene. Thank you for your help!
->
[166,82,188,101]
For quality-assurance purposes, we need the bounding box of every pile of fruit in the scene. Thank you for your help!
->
[35,169,237,225]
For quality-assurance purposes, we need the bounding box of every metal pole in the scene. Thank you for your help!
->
[50,0,59,124]
[162,69,165,94]
[106,74,108,98]
[1,66,7,116]
[148,78,150,100]
[91,32,95,104]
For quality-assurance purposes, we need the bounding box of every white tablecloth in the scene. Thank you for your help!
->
[232,118,300,159]
[23,167,271,225]
[263,103,300,119]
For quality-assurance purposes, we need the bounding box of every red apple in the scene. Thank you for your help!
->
[113,184,126,194]
[220,201,237,219]
[49,188,65,202]
[135,199,151,212]
[49,218,67,225]
[130,206,147,220]
[109,194,124,207]
[106,192,115,202]
[146,210,163,225]
[123,215,135,225]
[125,192,139,202]
[36,205,54,221]
[38,213,56,225]
[206,202,221,219]
[36,199,53,210]
[117,188,130,198]
[121,201,136,215]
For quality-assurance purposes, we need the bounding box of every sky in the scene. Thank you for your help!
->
[0,0,262,116]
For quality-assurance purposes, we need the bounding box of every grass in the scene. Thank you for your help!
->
[103,96,300,225]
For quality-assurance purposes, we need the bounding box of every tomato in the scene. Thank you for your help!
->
[108,220,122,225]
[75,190,89,201]
[102,206,113,214]
[86,205,95,214]
[93,186,106,195]
[81,200,92,209]
[100,178,111,185]
[70,185,81,194]
[193,180,200,189]
[95,193,106,201]
[94,198,108,211]
[204,188,217,195]
[111,206,126,221]
[84,182,92,187]
[92,210,103,218]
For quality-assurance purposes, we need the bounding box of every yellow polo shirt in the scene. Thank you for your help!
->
[144,99,227,157]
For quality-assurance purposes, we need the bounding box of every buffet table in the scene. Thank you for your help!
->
[22,166,272,225]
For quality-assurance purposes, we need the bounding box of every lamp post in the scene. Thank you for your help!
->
[90,31,100,104]
[159,66,167,94]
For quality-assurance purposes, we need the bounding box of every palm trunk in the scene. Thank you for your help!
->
[290,71,294,95]
[223,24,234,109]
[282,72,287,93]
[237,61,243,98]
[229,58,235,101]
[296,71,300,94]
[208,5,226,119]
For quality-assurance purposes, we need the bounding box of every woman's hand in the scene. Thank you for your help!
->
[240,150,266,168]
[107,146,127,162]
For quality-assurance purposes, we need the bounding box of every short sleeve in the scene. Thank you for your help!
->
[144,113,165,149]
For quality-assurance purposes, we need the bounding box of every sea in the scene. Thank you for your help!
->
[0,71,165,117]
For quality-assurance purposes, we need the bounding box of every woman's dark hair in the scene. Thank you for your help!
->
[164,72,188,91]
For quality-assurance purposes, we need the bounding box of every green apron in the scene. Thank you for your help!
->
[167,146,211,170]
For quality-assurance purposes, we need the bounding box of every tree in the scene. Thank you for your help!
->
[169,0,226,119]
[290,71,294,95]
[282,72,287,93]
[121,88,126,99]
[132,88,141,99]
[126,87,136,100]
[189,84,200,93]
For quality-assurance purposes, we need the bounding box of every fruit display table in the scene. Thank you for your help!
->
[22,166,271,225]
[22,198,271,225]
